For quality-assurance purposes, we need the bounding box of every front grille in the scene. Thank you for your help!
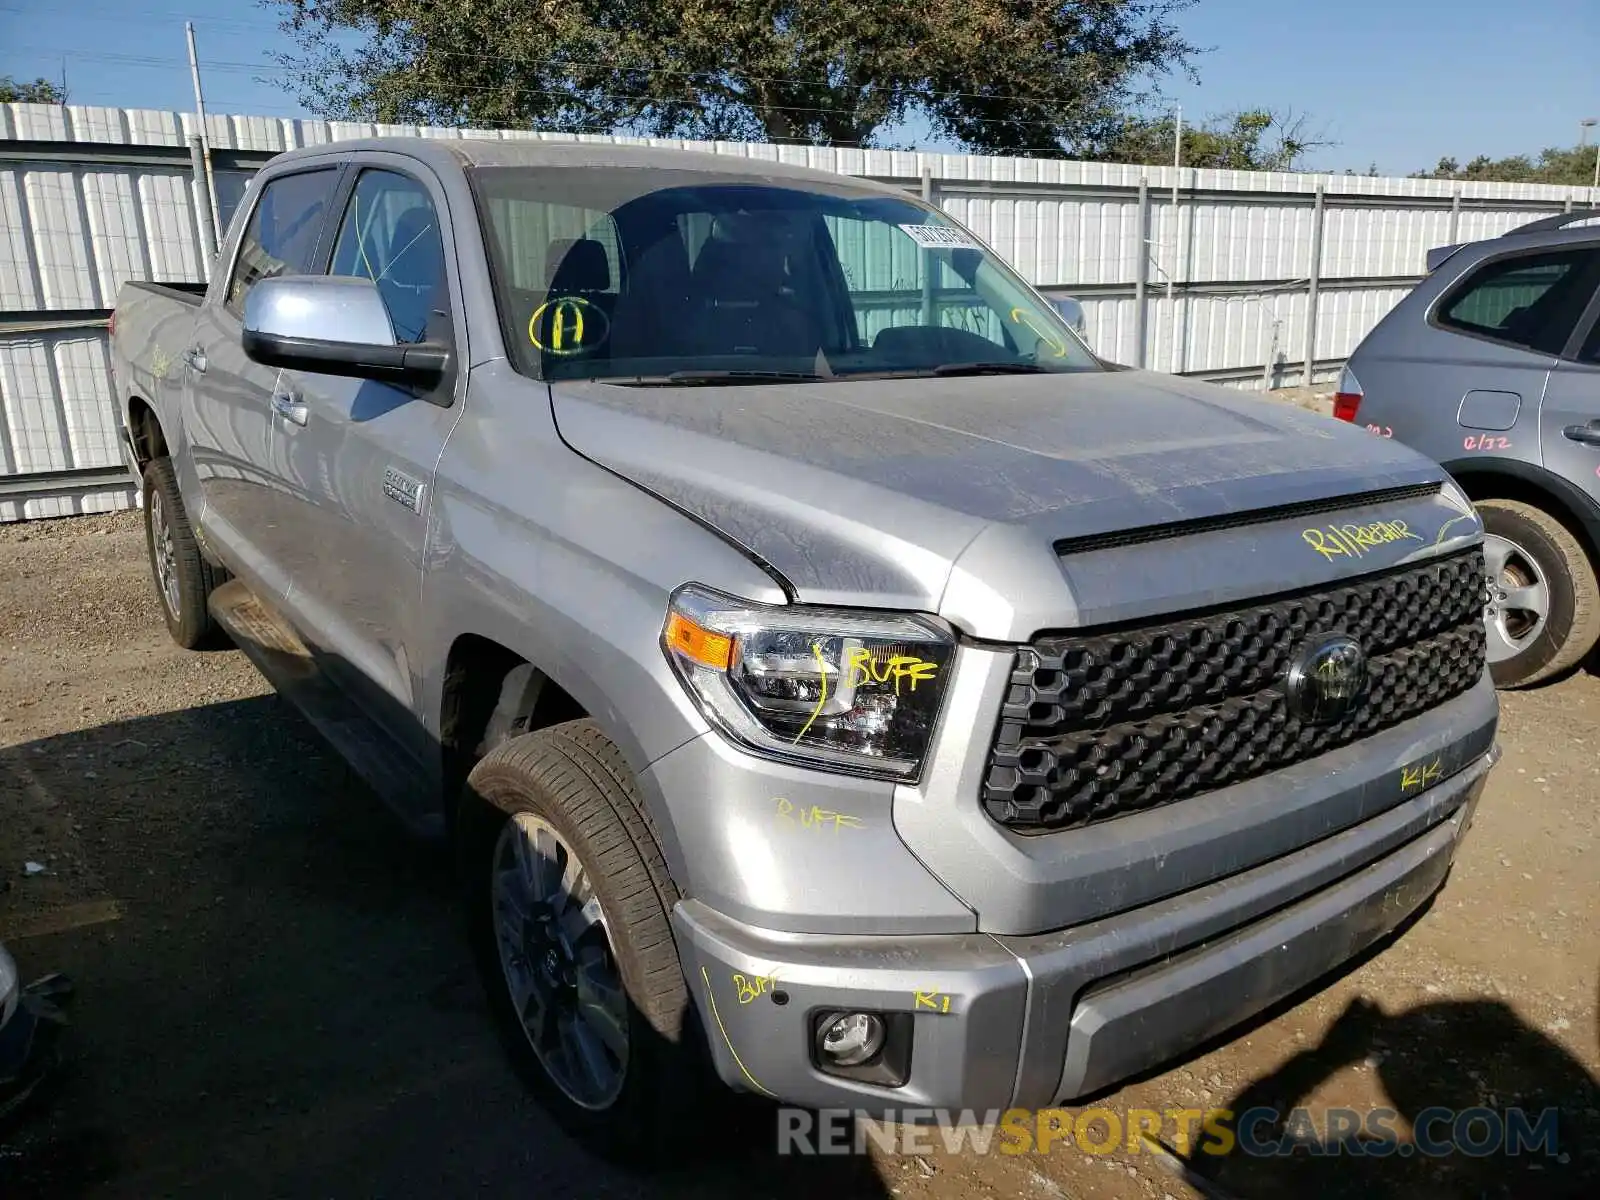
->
[983,550,1486,831]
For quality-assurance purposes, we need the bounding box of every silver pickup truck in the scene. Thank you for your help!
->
[111,138,1497,1149]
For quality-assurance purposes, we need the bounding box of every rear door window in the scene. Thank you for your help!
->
[224,167,339,318]
[1437,248,1600,355]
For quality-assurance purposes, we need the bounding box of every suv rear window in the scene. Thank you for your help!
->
[1437,247,1600,356]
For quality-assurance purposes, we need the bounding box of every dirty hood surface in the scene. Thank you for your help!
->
[551,370,1443,617]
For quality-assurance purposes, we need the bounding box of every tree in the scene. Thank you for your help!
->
[269,0,1199,154]
[0,76,66,104]
[1092,108,1331,171]
[1412,145,1597,186]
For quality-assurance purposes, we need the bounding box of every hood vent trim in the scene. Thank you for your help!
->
[1053,481,1442,558]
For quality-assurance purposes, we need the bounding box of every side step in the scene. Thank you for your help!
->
[208,579,443,838]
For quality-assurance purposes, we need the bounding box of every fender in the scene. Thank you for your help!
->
[1440,456,1600,557]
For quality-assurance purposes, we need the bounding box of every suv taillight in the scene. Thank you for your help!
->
[107,309,116,338]
[1332,365,1362,422]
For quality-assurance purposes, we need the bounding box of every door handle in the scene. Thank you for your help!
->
[1562,422,1600,447]
[183,347,207,374]
[270,391,309,427]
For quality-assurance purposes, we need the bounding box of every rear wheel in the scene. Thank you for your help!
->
[1477,498,1600,688]
[459,720,713,1157]
[142,456,228,649]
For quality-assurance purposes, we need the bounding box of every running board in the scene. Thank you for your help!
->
[208,579,443,839]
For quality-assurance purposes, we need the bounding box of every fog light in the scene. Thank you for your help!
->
[819,1012,885,1066]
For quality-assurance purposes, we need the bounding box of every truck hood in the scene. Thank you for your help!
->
[551,370,1458,638]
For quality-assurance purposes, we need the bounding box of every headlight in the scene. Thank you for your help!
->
[662,584,955,780]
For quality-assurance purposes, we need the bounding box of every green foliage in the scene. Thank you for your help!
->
[1413,146,1600,186]
[1093,108,1330,170]
[268,0,1199,154]
[0,75,67,104]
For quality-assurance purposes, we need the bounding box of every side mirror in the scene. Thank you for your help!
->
[1048,295,1088,340]
[241,275,450,386]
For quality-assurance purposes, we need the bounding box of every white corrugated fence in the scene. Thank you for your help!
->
[3,101,1598,520]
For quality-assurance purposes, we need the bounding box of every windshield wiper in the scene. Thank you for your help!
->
[928,361,1048,376]
[610,369,826,387]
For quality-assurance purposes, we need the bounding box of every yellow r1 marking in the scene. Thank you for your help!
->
[1400,757,1444,792]
[1302,519,1422,561]
[914,989,954,1014]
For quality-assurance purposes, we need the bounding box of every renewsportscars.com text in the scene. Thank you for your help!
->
[776,1105,1562,1160]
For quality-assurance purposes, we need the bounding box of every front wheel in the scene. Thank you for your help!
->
[458,719,713,1157]
[1477,498,1600,688]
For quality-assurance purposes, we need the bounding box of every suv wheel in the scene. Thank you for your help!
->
[1477,498,1600,688]
[142,456,228,649]
[458,719,713,1157]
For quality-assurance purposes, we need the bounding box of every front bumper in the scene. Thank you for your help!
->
[673,747,1491,1112]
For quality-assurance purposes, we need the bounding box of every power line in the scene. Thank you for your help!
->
[7,45,1104,141]
[0,4,272,32]
[1,13,1138,115]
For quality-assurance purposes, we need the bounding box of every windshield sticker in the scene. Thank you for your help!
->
[1008,306,1069,358]
[1302,520,1422,561]
[528,295,609,355]
[898,223,982,251]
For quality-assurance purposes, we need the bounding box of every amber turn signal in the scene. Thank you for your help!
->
[664,610,734,671]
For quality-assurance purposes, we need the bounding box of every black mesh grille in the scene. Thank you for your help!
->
[983,550,1487,831]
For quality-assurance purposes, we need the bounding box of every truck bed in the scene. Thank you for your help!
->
[120,280,206,306]
[111,279,212,462]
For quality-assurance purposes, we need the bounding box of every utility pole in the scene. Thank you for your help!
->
[1582,119,1599,194]
[1167,105,1181,371]
[186,22,223,249]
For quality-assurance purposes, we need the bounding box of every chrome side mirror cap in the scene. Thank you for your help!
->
[243,274,397,347]
[241,275,450,388]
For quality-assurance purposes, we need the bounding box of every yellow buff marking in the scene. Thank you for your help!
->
[792,641,829,744]
[700,966,775,1097]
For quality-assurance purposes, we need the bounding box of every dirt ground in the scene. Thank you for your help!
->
[0,511,1595,1199]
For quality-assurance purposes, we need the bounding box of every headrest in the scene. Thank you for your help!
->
[546,238,612,292]
[691,234,787,302]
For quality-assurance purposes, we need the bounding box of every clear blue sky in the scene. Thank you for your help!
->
[1,0,1595,176]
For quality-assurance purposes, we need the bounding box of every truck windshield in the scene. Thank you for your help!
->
[471,166,1100,384]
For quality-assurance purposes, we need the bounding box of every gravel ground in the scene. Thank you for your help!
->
[0,510,1595,1200]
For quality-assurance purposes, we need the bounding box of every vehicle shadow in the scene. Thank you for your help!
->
[1182,993,1600,1199]
[0,698,894,1199]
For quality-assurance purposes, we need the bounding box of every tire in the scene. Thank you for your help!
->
[457,719,713,1159]
[142,456,228,650]
[1478,498,1600,688]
